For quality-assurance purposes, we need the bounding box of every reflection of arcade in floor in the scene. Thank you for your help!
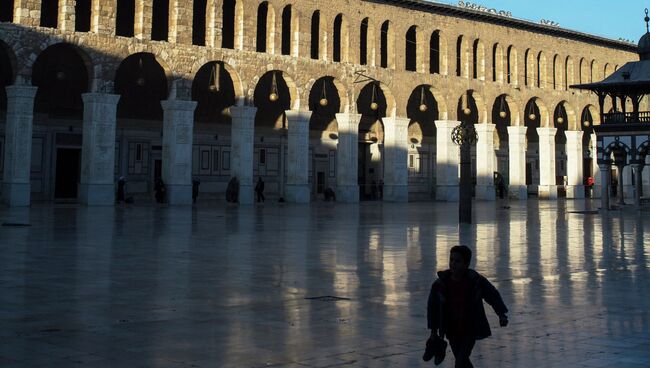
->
[358,141,383,201]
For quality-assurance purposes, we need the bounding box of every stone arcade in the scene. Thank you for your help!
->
[0,0,639,206]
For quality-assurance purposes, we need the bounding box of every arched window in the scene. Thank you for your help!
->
[256,2,275,53]
[579,58,586,84]
[116,0,135,37]
[430,31,440,74]
[151,0,169,41]
[380,21,390,68]
[456,36,463,77]
[0,0,14,22]
[565,56,573,90]
[192,0,207,46]
[524,49,534,86]
[333,14,348,62]
[506,46,516,84]
[222,0,236,49]
[40,0,59,28]
[310,11,320,59]
[74,0,91,32]
[360,18,369,65]
[492,44,503,82]
[537,52,545,88]
[281,6,292,55]
[472,39,484,80]
[405,26,417,72]
[552,55,560,90]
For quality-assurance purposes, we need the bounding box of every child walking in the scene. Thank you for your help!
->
[425,245,509,367]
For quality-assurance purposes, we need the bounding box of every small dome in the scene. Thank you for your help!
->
[640,32,650,60]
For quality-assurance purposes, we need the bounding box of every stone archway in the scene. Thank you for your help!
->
[192,61,237,124]
[114,52,168,120]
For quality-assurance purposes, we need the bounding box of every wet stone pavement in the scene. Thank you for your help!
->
[0,200,649,368]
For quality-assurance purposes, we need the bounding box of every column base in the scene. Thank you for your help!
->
[384,185,409,203]
[436,185,459,202]
[238,184,254,205]
[475,185,496,201]
[1,182,31,207]
[166,184,192,205]
[508,185,528,200]
[538,185,558,200]
[336,185,359,203]
[566,185,585,199]
[285,184,310,203]
[79,183,115,206]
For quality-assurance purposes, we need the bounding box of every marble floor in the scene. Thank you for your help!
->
[0,199,649,368]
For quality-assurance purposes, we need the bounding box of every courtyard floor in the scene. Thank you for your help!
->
[0,199,649,367]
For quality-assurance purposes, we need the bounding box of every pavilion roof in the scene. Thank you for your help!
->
[571,60,650,94]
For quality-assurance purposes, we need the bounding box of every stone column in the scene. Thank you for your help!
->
[79,93,120,205]
[623,165,634,200]
[644,156,650,198]
[168,0,193,44]
[590,133,601,198]
[617,164,626,206]
[565,130,584,199]
[599,163,611,210]
[13,0,41,26]
[58,0,75,31]
[537,127,558,199]
[475,123,496,200]
[91,0,115,35]
[435,120,460,201]
[230,106,256,204]
[160,99,197,205]
[335,113,361,203]
[507,126,527,199]
[2,85,38,207]
[135,0,153,40]
[632,163,643,208]
[383,116,410,202]
[285,110,312,203]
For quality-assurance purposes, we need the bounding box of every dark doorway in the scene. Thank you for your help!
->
[154,159,162,182]
[526,162,533,186]
[316,172,325,194]
[54,148,81,199]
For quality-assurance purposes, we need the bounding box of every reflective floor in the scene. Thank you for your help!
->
[1,200,649,367]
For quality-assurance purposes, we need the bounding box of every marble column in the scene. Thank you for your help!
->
[79,93,121,205]
[435,120,460,201]
[383,116,410,202]
[160,99,197,205]
[335,113,361,203]
[537,127,558,199]
[230,106,257,204]
[564,131,584,199]
[507,126,527,200]
[475,123,496,200]
[599,163,611,210]
[2,85,38,207]
[285,110,312,203]
[632,163,643,208]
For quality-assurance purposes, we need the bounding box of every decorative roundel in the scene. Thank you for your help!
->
[451,122,479,146]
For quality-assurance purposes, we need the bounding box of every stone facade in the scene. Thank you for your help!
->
[0,0,640,205]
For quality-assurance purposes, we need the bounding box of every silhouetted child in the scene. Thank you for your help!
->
[425,245,508,367]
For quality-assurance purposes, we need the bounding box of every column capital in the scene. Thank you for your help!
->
[82,93,121,105]
[435,120,461,130]
[5,85,38,99]
[536,127,557,136]
[387,115,411,127]
[230,105,258,119]
[285,109,313,123]
[161,99,198,112]
[474,123,496,133]
[506,125,527,136]
[564,130,584,141]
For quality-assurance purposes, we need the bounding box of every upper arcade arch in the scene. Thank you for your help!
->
[114,52,169,120]
[192,61,238,124]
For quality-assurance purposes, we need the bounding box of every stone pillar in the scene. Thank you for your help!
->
[617,164,626,206]
[599,163,611,210]
[285,110,312,203]
[565,130,585,199]
[632,163,643,208]
[91,0,115,35]
[335,113,361,203]
[435,120,460,201]
[2,85,38,207]
[79,93,120,205]
[58,0,75,31]
[160,99,197,205]
[537,127,558,199]
[135,0,153,40]
[13,0,40,27]
[644,156,650,198]
[507,126,527,199]
[591,134,601,198]
[168,0,193,44]
[475,123,496,200]
[230,106,256,205]
[623,165,634,200]
[383,116,410,202]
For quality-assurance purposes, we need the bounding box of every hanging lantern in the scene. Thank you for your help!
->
[528,101,536,121]
[370,83,378,111]
[135,57,145,87]
[462,92,471,116]
[581,108,591,128]
[55,71,66,81]
[529,113,536,121]
[419,87,428,112]
[498,96,507,118]
[583,120,590,127]
[136,77,146,87]
[319,81,328,107]
[499,111,507,118]
[269,72,279,102]
[556,117,564,124]
[208,63,220,93]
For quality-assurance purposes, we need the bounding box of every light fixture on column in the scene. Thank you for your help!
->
[419,86,428,112]
[370,83,379,111]
[136,57,146,87]
[269,72,279,102]
[462,91,471,116]
[208,63,220,93]
[55,71,66,81]
[499,95,507,118]
[319,80,328,107]
[528,100,537,121]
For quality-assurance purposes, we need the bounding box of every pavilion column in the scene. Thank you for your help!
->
[632,163,643,208]
[475,123,496,200]
[599,163,611,210]
[230,106,257,205]
[565,131,585,199]
[285,110,312,203]
[2,85,38,207]
[537,127,558,199]
[435,120,460,201]
[160,99,197,205]
[383,116,410,202]
[591,134,601,198]
[507,126,527,200]
[79,93,121,205]
[335,113,361,203]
